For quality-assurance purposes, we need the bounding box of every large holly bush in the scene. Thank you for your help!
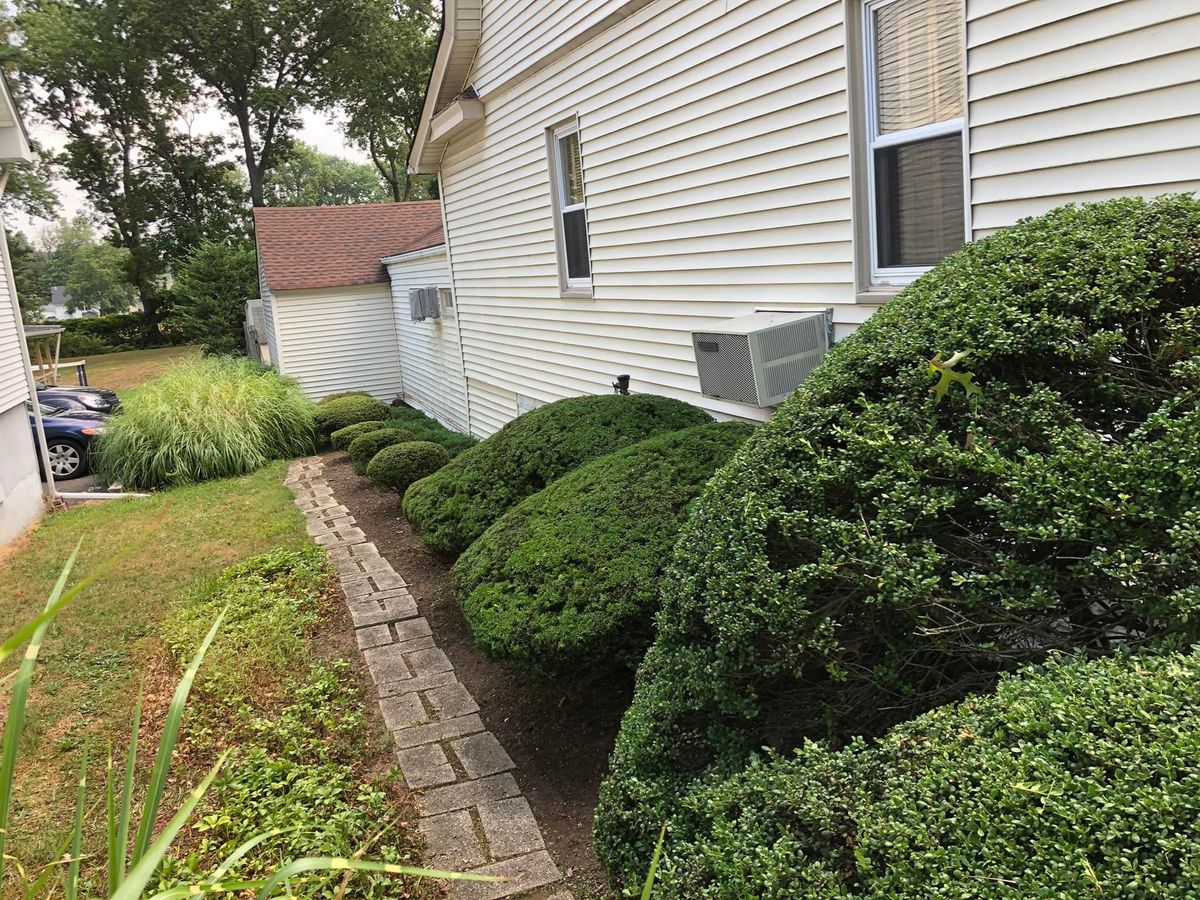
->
[451,422,753,681]
[402,394,713,558]
[652,650,1200,898]
[595,195,1200,883]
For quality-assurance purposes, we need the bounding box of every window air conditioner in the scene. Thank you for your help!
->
[691,310,832,407]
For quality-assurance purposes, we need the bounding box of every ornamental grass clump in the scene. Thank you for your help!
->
[403,394,713,558]
[348,428,415,475]
[451,422,753,681]
[653,650,1200,898]
[313,395,393,445]
[94,356,313,489]
[330,420,389,451]
[367,441,450,495]
[596,194,1200,884]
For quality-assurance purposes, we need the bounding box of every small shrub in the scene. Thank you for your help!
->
[367,441,450,495]
[452,422,753,681]
[403,394,713,558]
[389,404,478,456]
[94,356,314,489]
[596,194,1200,882]
[313,395,393,444]
[653,650,1200,898]
[348,427,415,475]
[320,390,372,404]
[330,420,389,451]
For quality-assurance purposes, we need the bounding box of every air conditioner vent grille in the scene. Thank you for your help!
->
[691,332,757,404]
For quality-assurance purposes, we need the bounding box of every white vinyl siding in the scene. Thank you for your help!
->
[272,285,404,401]
[386,248,470,433]
[966,0,1200,234]
[466,377,520,438]
[437,0,1200,431]
[261,288,282,371]
[0,255,28,411]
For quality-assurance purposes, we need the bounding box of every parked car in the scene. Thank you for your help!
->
[35,382,120,414]
[27,402,108,479]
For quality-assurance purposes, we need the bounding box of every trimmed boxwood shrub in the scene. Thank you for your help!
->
[652,650,1200,898]
[451,422,753,681]
[347,428,415,475]
[596,195,1200,882]
[367,441,450,495]
[390,404,478,456]
[403,394,713,558]
[330,420,388,451]
[313,395,393,445]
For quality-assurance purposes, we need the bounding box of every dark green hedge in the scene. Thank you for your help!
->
[57,312,189,356]
[330,421,388,451]
[451,422,753,681]
[313,396,394,445]
[403,394,713,558]
[367,441,450,495]
[348,428,415,475]
[389,404,478,457]
[596,195,1200,883]
[653,650,1200,898]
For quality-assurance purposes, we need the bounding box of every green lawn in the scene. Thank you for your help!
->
[0,461,308,873]
[54,345,202,394]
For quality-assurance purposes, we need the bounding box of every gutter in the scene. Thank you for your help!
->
[0,168,147,503]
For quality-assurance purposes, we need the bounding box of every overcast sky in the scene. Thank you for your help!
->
[19,103,370,239]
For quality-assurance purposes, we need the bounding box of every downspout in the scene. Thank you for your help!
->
[0,167,147,503]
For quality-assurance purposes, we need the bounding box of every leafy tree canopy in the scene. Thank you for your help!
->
[263,143,390,207]
[168,238,258,352]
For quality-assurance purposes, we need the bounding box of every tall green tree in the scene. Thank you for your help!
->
[168,238,257,352]
[162,0,361,207]
[5,229,51,319]
[264,143,390,206]
[324,0,437,201]
[14,0,245,333]
[40,215,138,315]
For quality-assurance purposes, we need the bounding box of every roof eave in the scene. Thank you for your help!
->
[409,0,482,175]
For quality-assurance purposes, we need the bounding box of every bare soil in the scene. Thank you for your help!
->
[323,452,629,899]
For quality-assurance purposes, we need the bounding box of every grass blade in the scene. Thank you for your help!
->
[256,858,504,898]
[65,745,89,900]
[111,751,230,900]
[0,540,81,881]
[207,827,307,885]
[113,686,143,888]
[106,746,119,896]
[131,609,226,868]
[640,823,668,900]
[147,878,267,899]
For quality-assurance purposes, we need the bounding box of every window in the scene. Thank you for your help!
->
[549,122,592,292]
[864,0,966,285]
[438,287,454,310]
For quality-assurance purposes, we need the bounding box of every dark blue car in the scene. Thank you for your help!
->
[36,382,120,414]
[27,402,108,479]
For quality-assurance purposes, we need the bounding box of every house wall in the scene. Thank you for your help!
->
[436,0,1200,430]
[385,248,471,433]
[272,284,405,402]
[0,237,43,545]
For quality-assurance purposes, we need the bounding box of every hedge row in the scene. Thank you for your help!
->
[595,195,1200,882]
[652,650,1200,898]
[403,394,714,558]
[451,422,753,681]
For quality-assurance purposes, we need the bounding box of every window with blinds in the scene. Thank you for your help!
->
[864,0,966,283]
[549,122,592,292]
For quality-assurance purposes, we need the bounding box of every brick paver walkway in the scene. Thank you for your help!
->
[287,457,571,900]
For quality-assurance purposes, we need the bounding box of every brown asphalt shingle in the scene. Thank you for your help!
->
[254,201,444,292]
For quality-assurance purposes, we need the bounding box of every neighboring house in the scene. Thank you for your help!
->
[407,0,1200,433]
[0,77,45,544]
[45,286,98,321]
[253,202,446,401]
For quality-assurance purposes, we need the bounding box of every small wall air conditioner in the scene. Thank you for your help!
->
[691,310,832,407]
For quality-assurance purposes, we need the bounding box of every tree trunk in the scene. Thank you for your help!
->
[235,107,265,206]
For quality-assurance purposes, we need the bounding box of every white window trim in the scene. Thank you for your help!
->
[547,119,593,297]
[862,0,971,288]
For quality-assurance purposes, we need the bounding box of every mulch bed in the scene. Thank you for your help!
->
[322,452,631,898]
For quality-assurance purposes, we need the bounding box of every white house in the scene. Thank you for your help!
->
[406,0,1200,434]
[253,202,446,401]
[0,77,46,545]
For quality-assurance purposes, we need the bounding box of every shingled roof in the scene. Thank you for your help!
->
[253,201,444,292]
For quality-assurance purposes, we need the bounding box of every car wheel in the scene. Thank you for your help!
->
[47,439,87,479]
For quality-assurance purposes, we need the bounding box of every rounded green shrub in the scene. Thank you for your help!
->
[330,420,388,451]
[347,428,415,476]
[451,422,753,681]
[319,390,373,404]
[367,441,451,495]
[313,395,393,445]
[94,356,313,489]
[403,394,713,558]
[653,650,1200,898]
[596,195,1200,882]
